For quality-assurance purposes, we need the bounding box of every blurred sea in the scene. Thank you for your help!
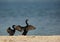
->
[0,2,60,36]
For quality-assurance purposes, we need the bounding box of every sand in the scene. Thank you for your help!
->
[0,36,60,42]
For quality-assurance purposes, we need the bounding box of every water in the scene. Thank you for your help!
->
[0,2,60,36]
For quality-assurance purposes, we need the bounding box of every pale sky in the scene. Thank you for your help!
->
[0,0,60,2]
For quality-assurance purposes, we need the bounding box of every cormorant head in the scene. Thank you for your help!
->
[26,19,28,22]
[12,25,16,28]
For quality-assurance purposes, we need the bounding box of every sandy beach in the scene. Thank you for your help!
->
[0,36,60,42]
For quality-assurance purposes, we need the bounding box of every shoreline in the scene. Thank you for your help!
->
[0,36,60,42]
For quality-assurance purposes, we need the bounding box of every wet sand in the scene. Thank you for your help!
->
[0,36,60,42]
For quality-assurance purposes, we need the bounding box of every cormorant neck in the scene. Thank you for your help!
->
[12,25,16,30]
[25,19,29,26]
